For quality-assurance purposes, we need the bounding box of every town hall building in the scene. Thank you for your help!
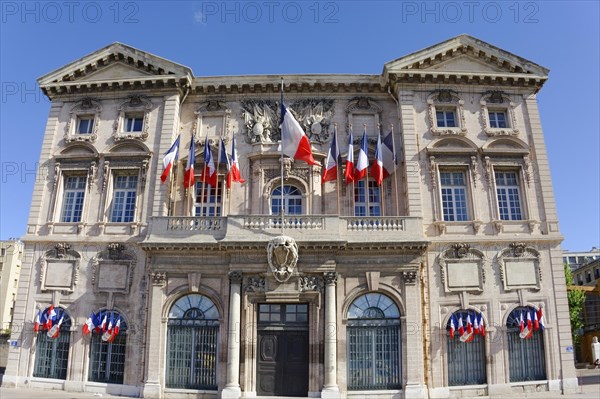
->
[3,35,578,398]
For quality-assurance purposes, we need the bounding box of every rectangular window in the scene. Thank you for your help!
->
[195,181,222,216]
[77,116,94,134]
[110,175,138,223]
[495,171,523,221]
[354,180,381,217]
[577,274,583,285]
[586,271,592,283]
[488,110,508,128]
[123,114,144,132]
[436,109,457,128]
[61,176,86,222]
[594,268,599,279]
[440,171,468,221]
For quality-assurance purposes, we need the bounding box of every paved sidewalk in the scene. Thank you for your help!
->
[0,369,598,398]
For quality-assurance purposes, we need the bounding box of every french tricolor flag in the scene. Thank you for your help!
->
[218,137,231,187]
[354,128,369,181]
[479,313,485,336]
[280,90,317,166]
[466,313,473,334]
[449,314,456,339]
[229,135,245,187]
[183,136,195,189]
[457,313,464,337]
[82,312,95,336]
[344,132,354,185]
[200,135,218,187]
[160,135,180,184]
[370,130,384,186]
[519,310,525,333]
[533,308,540,330]
[45,305,56,330]
[473,313,480,335]
[527,309,533,331]
[322,127,340,183]
[537,308,545,331]
[33,309,41,333]
[101,312,108,333]
[382,129,397,179]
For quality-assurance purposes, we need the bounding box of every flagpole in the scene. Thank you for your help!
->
[378,123,385,217]
[200,133,207,217]
[391,124,400,216]
[168,156,178,216]
[349,124,355,217]
[280,77,285,233]
[363,124,371,219]
[334,124,340,215]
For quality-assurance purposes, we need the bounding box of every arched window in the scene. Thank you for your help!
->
[506,306,546,382]
[446,310,486,386]
[88,310,128,384]
[166,294,219,390]
[346,293,401,390]
[271,185,303,215]
[33,307,71,379]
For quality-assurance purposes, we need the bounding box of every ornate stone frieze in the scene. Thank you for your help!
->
[439,244,486,293]
[497,243,541,291]
[150,272,167,287]
[267,236,299,283]
[244,276,266,292]
[290,99,334,143]
[402,270,418,285]
[39,244,81,293]
[87,161,97,191]
[263,166,309,184]
[241,99,279,143]
[299,275,324,292]
[470,156,479,187]
[228,270,243,284]
[91,244,136,294]
[193,99,231,141]
[345,97,382,133]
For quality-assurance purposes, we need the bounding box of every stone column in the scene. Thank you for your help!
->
[322,272,340,398]
[142,272,166,399]
[222,271,243,398]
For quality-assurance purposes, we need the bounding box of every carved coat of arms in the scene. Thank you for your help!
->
[267,236,299,283]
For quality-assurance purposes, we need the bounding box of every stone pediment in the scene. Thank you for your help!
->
[384,34,548,78]
[38,42,193,87]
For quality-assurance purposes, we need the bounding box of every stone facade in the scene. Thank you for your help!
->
[3,35,578,398]
[0,239,23,332]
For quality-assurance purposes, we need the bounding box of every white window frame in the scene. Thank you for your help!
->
[122,113,145,133]
[480,92,519,136]
[354,179,381,217]
[109,174,139,223]
[439,170,470,222]
[113,96,152,141]
[60,175,87,223]
[65,98,101,143]
[195,180,223,217]
[76,115,95,134]
[271,185,304,216]
[494,170,524,221]
[427,90,467,136]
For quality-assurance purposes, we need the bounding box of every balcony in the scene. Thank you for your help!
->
[143,215,425,248]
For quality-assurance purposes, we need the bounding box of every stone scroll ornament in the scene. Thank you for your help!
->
[267,236,299,283]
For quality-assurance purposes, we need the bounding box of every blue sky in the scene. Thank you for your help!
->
[1,1,598,251]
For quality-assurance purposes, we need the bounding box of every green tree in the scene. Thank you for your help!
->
[564,264,586,345]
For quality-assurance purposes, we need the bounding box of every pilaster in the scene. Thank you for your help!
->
[222,271,243,399]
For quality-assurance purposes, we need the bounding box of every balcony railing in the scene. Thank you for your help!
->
[243,216,325,230]
[145,215,423,246]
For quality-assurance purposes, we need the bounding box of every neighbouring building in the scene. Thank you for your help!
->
[0,239,23,332]
[569,258,600,365]
[563,248,600,272]
[2,35,579,398]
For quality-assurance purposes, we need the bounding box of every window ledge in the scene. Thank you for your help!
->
[484,127,519,137]
[493,219,538,233]
[434,220,482,235]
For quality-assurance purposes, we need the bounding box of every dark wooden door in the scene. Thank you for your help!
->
[257,304,309,396]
